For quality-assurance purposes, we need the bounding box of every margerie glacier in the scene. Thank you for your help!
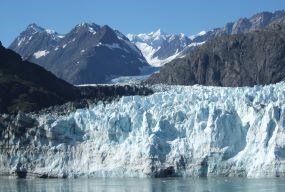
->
[1,83,285,178]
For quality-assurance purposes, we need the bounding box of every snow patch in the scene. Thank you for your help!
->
[45,29,55,34]
[135,42,184,67]
[17,37,26,47]
[98,43,130,53]
[33,50,50,59]
[190,30,207,40]
[187,41,206,47]
[128,31,191,67]
[88,27,97,35]
[104,43,121,49]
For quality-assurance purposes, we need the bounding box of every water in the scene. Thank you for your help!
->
[0,177,285,192]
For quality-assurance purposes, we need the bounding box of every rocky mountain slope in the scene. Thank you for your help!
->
[10,23,150,84]
[146,18,285,86]
[9,24,63,60]
[0,41,153,113]
[0,42,79,113]
[129,10,285,67]
[191,10,285,44]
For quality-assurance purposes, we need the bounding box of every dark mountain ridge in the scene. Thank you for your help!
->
[0,42,79,113]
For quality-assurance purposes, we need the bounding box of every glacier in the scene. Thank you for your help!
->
[1,83,285,178]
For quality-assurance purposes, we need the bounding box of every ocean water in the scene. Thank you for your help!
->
[0,177,285,192]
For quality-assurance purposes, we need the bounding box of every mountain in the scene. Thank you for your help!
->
[9,23,63,60]
[189,10,285,44]
[146,18,285,86]
[127,29,198,67]
[0,42,79,113]
[129,10,285,67]
[10,23,150,84]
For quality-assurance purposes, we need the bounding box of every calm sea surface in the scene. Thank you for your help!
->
[0,177,285,192]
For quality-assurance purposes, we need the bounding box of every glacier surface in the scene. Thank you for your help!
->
[1,83,285,178]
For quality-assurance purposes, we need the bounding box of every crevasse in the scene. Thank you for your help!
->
[1,83,285,178]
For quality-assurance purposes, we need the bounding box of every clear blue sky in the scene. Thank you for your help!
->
[1,0,285,47]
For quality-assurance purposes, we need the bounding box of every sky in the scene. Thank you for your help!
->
[1,0,285,46]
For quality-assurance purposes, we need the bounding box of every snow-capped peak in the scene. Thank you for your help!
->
[179,33,186,38]
[45,29,56,34]
[76,22,92,28]
[131,29,168,43]
[73,22,101,35]
[126,33,135,41]
[128,30,193,67]
[189,30,207,40]
[26,23,59,37]
[26,23,45,33]
[151,29,166,37]
[198,30,206,36]
[75,22,100,29]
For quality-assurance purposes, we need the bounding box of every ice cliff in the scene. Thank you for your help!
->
[1,83,285,178]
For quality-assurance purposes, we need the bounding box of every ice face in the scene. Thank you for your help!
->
[1,83,285,178]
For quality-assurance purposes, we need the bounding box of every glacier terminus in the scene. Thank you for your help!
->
[1,83,285,178]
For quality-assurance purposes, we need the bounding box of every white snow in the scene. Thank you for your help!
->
[2,82,285,178]
[33,50,50,59]
[198,30,206,36]
[127,29,206,67]
[188,41,206,47]
[88,27,97,35]
[134,41,188,67]
[45,29,55,34]
[128,30,193,67]
[17,36,34,47]
[189,30,207,40]
[135,42,158,65]
[17,37,26,47]
[97,42,130,53]
[61,38,77,49]
[104,43,121,49]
